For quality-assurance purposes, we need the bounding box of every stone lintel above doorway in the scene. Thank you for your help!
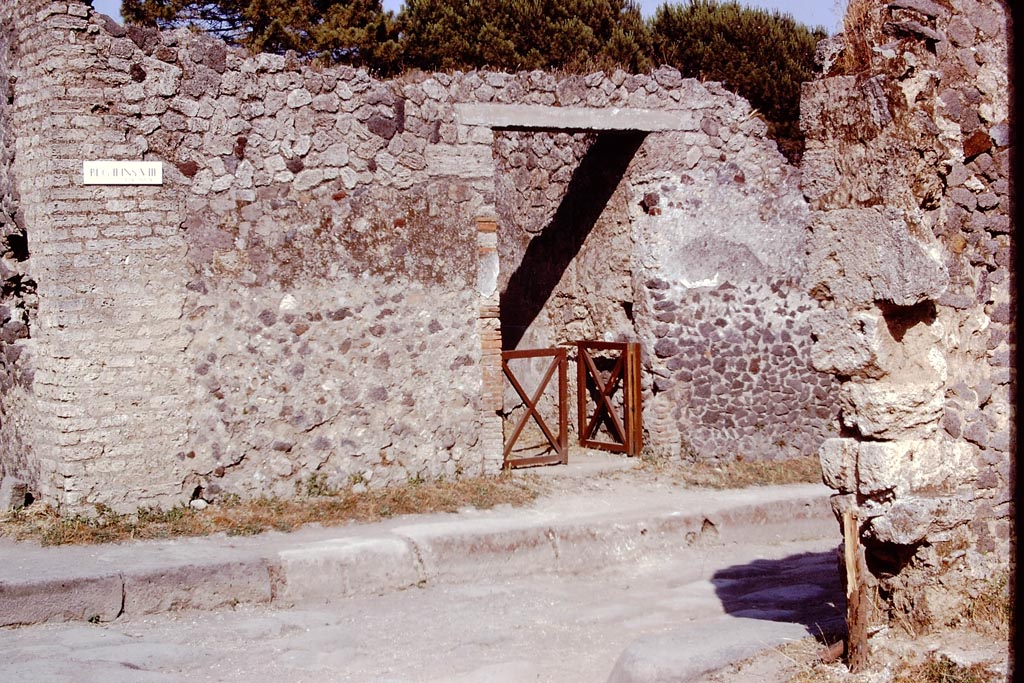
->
[454,103,699,132]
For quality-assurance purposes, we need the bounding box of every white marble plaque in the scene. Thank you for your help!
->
[83,160,163,185]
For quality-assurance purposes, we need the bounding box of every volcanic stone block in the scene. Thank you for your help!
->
[839,375,945,439]
[818,438,857,493]
[855,439,976,497]
[866,495,974,545]
[806,208,948,307]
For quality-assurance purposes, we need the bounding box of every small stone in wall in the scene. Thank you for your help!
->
[176,160,199,177]
[654,339,679,358]
[126,24,159,53]
[367,112,398,140]
[640,192,660,215]
[646,278,670,290]
[963,129,992,160]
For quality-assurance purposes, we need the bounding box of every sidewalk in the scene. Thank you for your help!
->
[0,453,838,630]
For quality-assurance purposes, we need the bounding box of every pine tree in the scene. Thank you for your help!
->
[397,0,651,73]
[122,0,822,159]
[121,0,401,73]
[650,0,824,160]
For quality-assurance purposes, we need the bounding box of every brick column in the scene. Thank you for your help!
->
[6,1,192,511]
[476,216,503,473]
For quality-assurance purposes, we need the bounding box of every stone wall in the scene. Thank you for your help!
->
[493,87,839,461]
[802,0,1012,632]
[1,0,501,509]
[0,8,38,507]
[630,122,839,461]
[0,0,836,512]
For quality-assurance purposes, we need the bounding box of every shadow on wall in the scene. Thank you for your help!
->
[711,550,847,640]
[500,131,647,350]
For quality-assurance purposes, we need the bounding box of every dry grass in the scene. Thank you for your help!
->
[835,0,876,75]
[1,452,824,545]
[961,573,1011,637]
[893,655,999,683]
[779,637,850,683]
[640,452,823,489]
[695,635,848,683]
[776,632,1006,683]
[0,473,541,546]
[782,647,1003,683]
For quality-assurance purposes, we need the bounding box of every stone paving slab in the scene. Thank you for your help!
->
[609,546,845,682]
[0,482,836,630]
[608,616,815,683]
[0,534,845,683]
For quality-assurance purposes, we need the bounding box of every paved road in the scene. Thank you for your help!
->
[0,535,844,683]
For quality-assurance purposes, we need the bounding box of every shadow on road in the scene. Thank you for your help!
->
[711,549,847,642]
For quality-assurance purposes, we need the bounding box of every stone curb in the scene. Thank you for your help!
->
[0,485,836,627]
[607,616,820,683]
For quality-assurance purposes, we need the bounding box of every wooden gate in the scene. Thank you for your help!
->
[501,348,568,468]
[576,341,642,456]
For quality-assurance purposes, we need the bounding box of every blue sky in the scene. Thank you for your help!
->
[91,0,843,33]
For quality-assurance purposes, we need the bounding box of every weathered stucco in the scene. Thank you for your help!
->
[803,0,1012,634]
[0,0,836,512]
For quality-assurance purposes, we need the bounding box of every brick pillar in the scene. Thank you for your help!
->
[476,216,503,473]
[4,1,192,511]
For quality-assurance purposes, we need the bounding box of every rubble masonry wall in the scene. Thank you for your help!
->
[0,0,834,511]
[803,0,1012,630]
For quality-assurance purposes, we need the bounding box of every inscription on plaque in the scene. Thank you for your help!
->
[83,160,163,185]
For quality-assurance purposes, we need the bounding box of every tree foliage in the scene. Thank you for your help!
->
[649,0,824,157]
[121,0,825,157]
[397,0,651,74]
[121,0,401,72]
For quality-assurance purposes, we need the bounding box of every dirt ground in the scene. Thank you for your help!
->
[697,625,1011,683]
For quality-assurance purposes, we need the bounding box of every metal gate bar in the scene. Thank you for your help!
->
[576,340,642,456]
[501,348,568,468]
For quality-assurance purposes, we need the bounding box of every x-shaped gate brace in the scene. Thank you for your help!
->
[501,341,643,468]
[576,341,642,456]
[501,348,568,468]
